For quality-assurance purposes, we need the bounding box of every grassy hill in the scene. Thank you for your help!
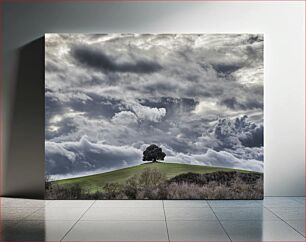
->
[52,162,252,193]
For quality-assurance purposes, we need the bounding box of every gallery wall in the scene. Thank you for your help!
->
[1,1,304,198]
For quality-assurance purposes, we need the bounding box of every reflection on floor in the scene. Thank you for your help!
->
[0,197,305,241]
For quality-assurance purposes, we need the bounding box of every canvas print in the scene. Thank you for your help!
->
[45,34,264,199]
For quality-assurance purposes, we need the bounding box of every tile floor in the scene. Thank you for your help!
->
[0,197,304,241]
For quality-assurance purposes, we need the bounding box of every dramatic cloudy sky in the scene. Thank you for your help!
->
[45,33,264,179]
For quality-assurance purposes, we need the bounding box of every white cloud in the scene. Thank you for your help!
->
[192,100,229,119]
[45,141,77,161]
[46,136,143,177]
[129,102,166,122]
[165,149,263,173]
[111,111,138,125]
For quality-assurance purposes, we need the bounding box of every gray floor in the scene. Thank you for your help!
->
[0,197,305,241]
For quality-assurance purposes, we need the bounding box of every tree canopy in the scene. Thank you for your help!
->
[143,144,166,162]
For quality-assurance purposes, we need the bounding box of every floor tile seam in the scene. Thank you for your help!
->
[207,200,232,242]
[291,197,305,205]
[2,207,44,230]
[162,200,170,242]
[16,207,43,221]
[264,206,305,238]
[60,200,96,242]
[263,205,305,217]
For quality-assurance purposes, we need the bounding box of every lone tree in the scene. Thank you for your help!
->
[143,144,166,163]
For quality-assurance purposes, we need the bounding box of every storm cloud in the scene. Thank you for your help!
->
[71,44,162,73]
[46,136,142,178]
[45,33,264,178]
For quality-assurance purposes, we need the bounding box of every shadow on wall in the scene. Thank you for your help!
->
[4,37,45,199]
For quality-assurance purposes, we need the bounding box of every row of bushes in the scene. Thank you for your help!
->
[45,168,263,199]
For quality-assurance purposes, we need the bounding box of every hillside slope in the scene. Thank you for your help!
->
[52,162,254,193]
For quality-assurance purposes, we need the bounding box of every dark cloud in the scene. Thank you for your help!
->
[239,125,263,148]
[45,136,142,176]
[220,97,244,110]
[71,45,162,74]
[212,63,242,75]
[220,97,263,110]
[213,115,264,150]
[247,34,264,44]
[45,92,65,124]
[68,94,124,119]
[244,98,263,110]
[45,118,77,141]
[45,34,264,178]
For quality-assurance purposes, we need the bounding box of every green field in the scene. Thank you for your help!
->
[52,162,252,193]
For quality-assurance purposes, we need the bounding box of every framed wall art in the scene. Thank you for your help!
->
[45,33,263,199]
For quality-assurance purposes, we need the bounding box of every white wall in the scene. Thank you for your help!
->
[3,1,305,197]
